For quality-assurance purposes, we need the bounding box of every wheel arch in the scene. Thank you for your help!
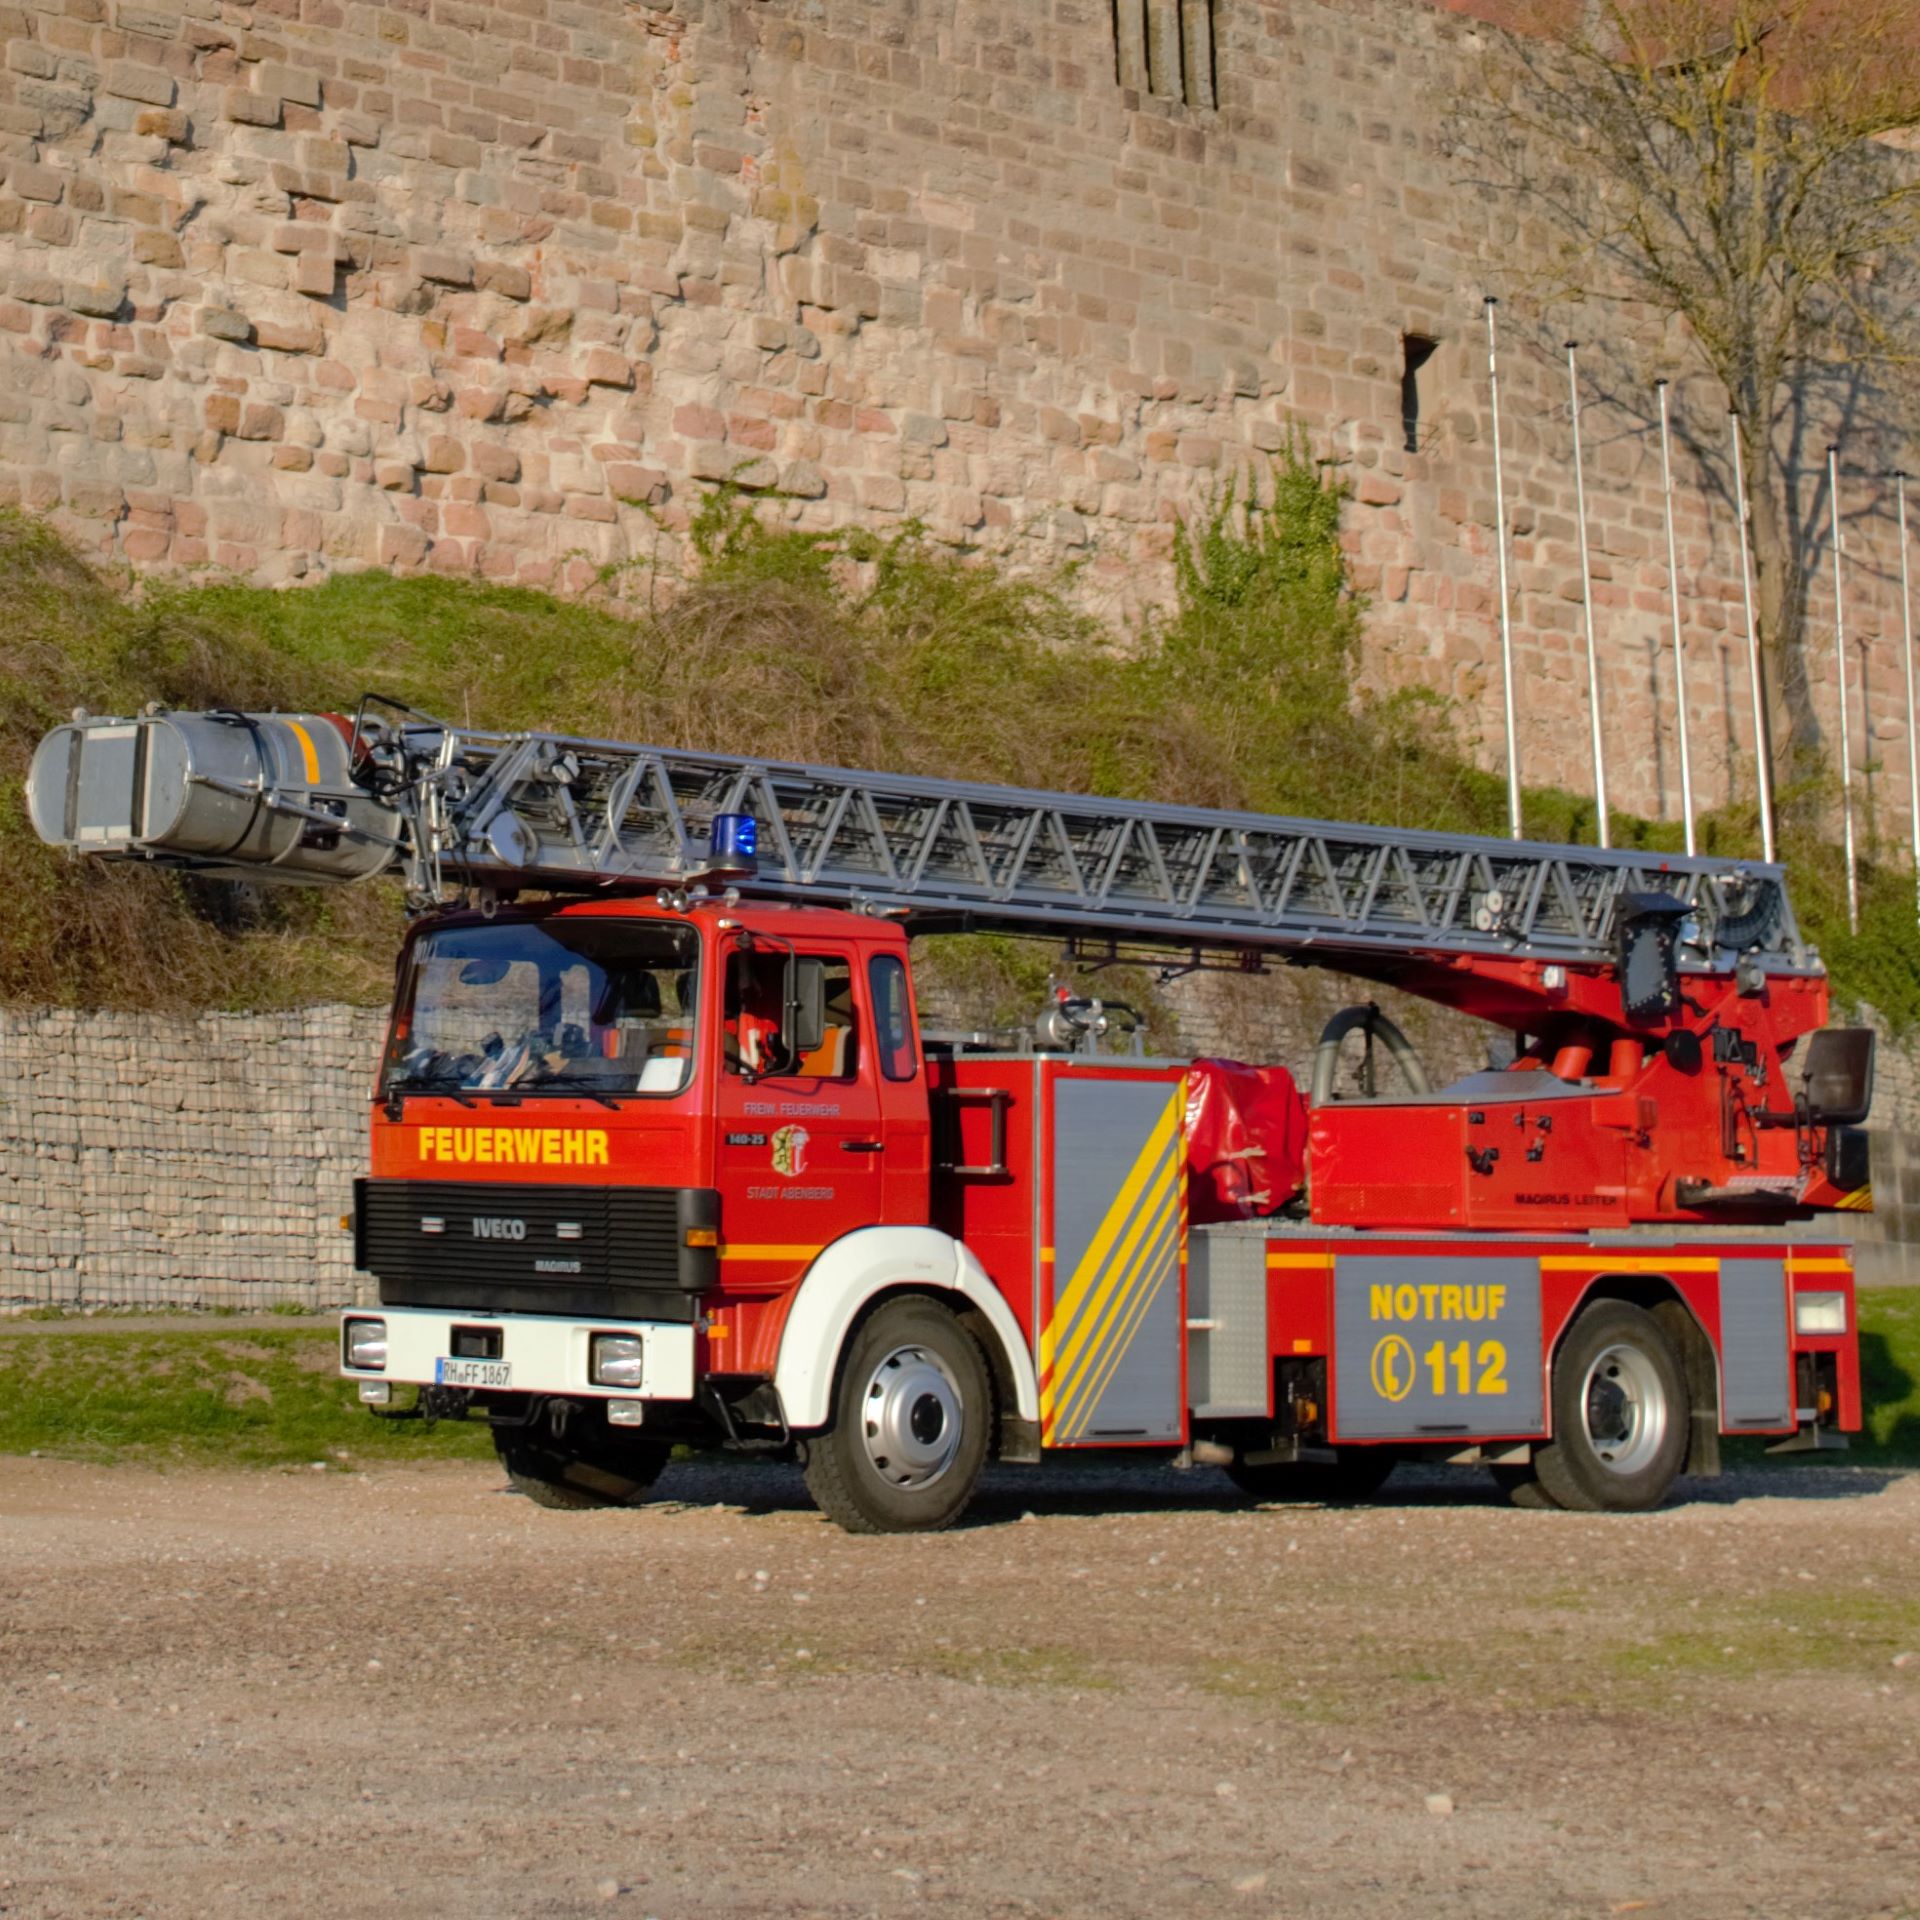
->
[772,1227,1039,1437]
[1563,1272,1721,1476]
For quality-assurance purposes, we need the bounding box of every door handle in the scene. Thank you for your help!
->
[842,1140,885,1153]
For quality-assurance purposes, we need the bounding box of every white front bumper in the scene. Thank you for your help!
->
[339,1308,697,1401]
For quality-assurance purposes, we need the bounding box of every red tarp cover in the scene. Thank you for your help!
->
[1183,1058,1309,1223]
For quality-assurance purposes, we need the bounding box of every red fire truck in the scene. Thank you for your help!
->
[31,700,1870,1531]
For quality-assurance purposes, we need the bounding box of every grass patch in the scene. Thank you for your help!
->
[8,452,1916,1032]
[1856,1286,1920,1463]
[918,1644,1116,1692]
[0,1323,493,1468]
[1607,1588,1920,1686]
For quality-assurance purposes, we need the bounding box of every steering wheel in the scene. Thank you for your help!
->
[478,1035,535,1090]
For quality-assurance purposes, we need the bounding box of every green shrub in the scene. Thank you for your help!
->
[3,452,1917,1035]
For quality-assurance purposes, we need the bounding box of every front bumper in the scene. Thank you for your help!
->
[338,1307,697,1401]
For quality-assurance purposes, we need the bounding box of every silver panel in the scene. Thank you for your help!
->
[1189,1230,1269,1417]
[1333,1255,1545,1440]
[1046,1076,1184,1445]
[1718,1257,1792,1428]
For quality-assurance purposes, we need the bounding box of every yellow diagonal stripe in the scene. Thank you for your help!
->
[1046,1093,1183,1340]
[1051,1181,1180,1436]
[288,720,321,784]
[1055,1218,1180,1441]
[1045,1133,1181,1413]
[1061,1240,1177,1442]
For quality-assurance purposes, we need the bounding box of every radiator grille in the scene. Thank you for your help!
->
[357,1179,707,1320]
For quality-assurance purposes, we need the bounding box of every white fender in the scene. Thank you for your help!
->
[773,1226,1040,1431]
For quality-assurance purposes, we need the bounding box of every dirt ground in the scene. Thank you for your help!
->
[2,1456,1918,1920]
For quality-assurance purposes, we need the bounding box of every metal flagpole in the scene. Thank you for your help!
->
[1657,381,1697,856]
[1828,445,1859,935]
[1485,297,1523,840]
[1730,413,1775,863]
[1567,342,1609,847]
[1899,472,1920,927]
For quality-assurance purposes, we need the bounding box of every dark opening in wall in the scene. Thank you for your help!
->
[1401,334,1439,453]
[1112,0,1217,111]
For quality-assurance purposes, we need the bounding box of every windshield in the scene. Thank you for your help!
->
[383,918,699,1099]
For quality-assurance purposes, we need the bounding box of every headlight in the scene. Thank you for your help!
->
[590,1332,645,1390]
[1794,1291,1848,1336]
[344,1316,388,1370]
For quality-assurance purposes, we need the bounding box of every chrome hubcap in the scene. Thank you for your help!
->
[859,1343,963,1491]
[1582,1341,1669,1477]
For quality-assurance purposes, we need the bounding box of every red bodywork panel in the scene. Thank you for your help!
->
[1310,961,1845,1229]
[372,896,925,1383]
[362,896,1863,1451]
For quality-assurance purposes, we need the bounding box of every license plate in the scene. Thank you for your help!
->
[435,1356,510,1389]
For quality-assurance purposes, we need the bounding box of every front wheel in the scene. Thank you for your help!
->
[801,1297,992,1535]
[1502,1301,1688,1513]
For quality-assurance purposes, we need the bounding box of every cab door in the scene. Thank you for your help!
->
[865,946,931,1223]
[711,941,887,1275]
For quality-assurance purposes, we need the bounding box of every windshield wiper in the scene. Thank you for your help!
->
[385,1075,477,1108]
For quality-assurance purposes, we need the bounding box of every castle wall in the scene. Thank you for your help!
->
[1,0,1914,836]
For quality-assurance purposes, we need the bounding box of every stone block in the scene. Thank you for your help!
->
[471,443,519,482]
[293,253,336,297]
[9,162,65,203]
[66,281,124,317]
[133,106,188,142]
[415,248,474,287]
[104,61,174,106]
[199,308,254,344]
[475,260,531,301]
[223,87,281,127]
[379,522,428,568]
[259,63,323,109]
[255,316,322,353]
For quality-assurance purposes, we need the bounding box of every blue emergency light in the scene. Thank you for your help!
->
[708,811,758,874]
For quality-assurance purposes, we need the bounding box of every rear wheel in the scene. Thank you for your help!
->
[494,1431,670,1510]
[1501,1301,1688,1513]
[1228,1448,1397,1505]
[802,1297,991,1535]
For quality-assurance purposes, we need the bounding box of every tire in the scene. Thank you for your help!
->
[494,1431,670,1510]
[801,1296,992,1535]
[1509,1301,1688,1513]
[1227,1448,1397,1505]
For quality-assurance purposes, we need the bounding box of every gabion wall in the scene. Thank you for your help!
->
[0,1005,383,1310]
[2,999,1915,1309]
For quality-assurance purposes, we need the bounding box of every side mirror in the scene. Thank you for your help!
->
[1801,1027,1875,1126]
[785,955,826,1058]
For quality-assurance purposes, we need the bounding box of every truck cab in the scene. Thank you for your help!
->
[349,894,967,1525]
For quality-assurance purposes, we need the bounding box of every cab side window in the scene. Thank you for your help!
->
[800,957,860,1079]
[869,953,917,1082]
[723,950,788,1077]
[722,949,860,1080]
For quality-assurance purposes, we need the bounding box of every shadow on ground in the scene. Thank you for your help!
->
[586,1456,1913,1526]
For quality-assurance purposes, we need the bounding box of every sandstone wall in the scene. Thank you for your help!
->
[1,0,1914,835]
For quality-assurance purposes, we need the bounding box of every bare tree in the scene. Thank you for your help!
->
[1465,0,1920,774]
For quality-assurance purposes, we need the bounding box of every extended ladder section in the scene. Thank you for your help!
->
[29,703,1809,975]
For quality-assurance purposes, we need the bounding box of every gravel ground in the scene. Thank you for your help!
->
[3,1454,1918,1920]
